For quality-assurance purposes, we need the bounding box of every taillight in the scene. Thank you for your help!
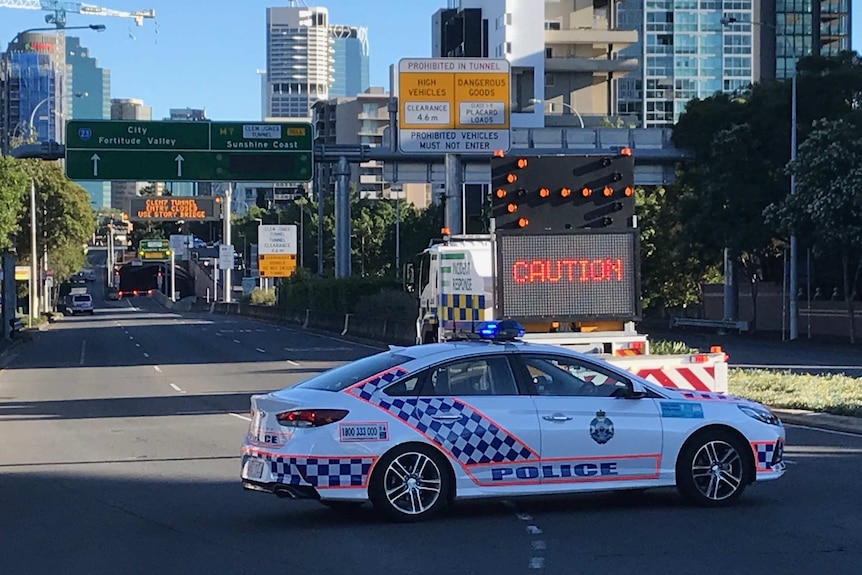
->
[276,409,349,428]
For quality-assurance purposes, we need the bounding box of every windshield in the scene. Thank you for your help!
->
[294,352,410,392]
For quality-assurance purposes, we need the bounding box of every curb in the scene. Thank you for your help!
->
[773,408,862,435]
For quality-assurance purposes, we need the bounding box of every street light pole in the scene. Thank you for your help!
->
[529,98,584,128]
[29,180,38,324]
[789,72,799,340]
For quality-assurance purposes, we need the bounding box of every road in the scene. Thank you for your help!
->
[1,296,861,574]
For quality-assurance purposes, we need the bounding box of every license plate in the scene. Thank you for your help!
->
[244,458,265,480]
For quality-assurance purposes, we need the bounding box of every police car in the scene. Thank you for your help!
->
[241,321,785,522]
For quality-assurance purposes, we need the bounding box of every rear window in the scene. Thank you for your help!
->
[73,295,91,302]
[295,352,410,392]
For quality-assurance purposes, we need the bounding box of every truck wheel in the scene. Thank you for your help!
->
[676,430,750,507]
[369,444,451,522]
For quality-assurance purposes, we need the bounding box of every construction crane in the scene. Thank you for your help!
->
[0,0,155,29]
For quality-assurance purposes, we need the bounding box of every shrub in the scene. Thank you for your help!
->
[650,339,699,355]
[250,288,276,306]
[728,369,862,417]
[356,289,418,321]
[277,273,402,314]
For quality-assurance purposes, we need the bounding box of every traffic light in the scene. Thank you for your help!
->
[490,151,635,232]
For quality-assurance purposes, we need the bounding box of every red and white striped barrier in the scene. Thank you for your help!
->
[605,352,728,393]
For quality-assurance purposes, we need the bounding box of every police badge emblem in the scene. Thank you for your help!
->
[590,410,614,444]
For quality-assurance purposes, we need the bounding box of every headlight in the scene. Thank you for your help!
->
[738,404,782,426]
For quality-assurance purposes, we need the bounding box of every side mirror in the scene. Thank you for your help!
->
[626,379,648,399]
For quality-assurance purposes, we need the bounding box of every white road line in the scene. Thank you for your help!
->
[135,343,141,348]
[233,339,241,344]
[785,424,862,438]
[79,340,86,366]
[169,383,183,393]
[286,360,301,366]
[256,348,266,353]
[143,352,149,358]
[128,336,134,340]
[153,366,162,373]
[229,413,252,422]
[514,508,546,571]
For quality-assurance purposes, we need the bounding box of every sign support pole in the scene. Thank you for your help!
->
[106,222,113,288]
[223,184,232,303]
[316,164,324,276]
[170,249,176,302]
[335,156,351,278]
[444,154,463,235]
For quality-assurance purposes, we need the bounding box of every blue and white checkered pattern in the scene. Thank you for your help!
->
[349,368,409,401]
[754,443,776,471]
[267,455,375,487]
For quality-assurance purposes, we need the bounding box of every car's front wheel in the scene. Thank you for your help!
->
[676,430,750,507]
[369,444,450,522]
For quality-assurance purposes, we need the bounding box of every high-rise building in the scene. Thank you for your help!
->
[66,36,111,209]
[766,0,852,80]
[329,25,369,98]
[163,108,209,197]
[2,32,66,150]
[110,98,152,210]
[431,1,637,128]
[313,87,430,205]
[616,3,756,127]
[265,4,333,119]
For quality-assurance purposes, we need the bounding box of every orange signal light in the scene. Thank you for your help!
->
[441,227,451,236]
[624,186,634,197]
[561,187,572,198]
[493,149,505,158]
[517,158,528,169]
[495,188,507,199]
[506,173,518,183]
[506,203,518,213]
[214,196,223,204]
[603,186,614,197]
[620,147,632,156]
[581,186,592,197]
[539,187,550,198]
[517,217,529,228]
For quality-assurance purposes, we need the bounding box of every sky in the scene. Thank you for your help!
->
[2,0,861,121]
[0,0,444,120]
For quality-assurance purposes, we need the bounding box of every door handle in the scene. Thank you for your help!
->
[543,414,573,422]
[430,413,462,421]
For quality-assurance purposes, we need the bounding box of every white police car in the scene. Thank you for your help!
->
[241,321,785,522]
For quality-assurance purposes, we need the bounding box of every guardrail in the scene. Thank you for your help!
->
[670,316,749,333]
[201,302,415,346]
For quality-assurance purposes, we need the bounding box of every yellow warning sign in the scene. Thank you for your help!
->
[258,254,297,278]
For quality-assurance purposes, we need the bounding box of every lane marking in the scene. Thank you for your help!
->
[513,507,546,570]
[129,336,134,340]
[256,348,266,354]
[229,413,252,422]
[135,343,141,348]
[153,366,162,373]
[170,383,184,393]
[143,352,150,358]
[286,360,301,367]
[785,423,862,438]
[79,340,87,366]
[233,339,241,344]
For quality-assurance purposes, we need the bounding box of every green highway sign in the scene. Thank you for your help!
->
[65,120,314,182]
[138,239,170,261]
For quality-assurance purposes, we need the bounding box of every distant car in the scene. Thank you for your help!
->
[241,321,786,522]
[69,293,94,315]
[70,276,86,286]
[82,269,97,282]
[106,288,120,301]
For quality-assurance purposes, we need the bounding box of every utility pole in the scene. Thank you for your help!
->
[444,154,463,235]
[334,156,351,278]
[29,180,38,324]
[789,71,798,340]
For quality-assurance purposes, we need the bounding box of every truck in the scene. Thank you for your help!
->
[407,151,728,393]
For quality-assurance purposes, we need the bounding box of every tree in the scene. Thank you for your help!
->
[0,157,28,252]
[765,116,862,343]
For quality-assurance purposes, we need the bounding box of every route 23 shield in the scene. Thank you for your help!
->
[590,410,614,445]
[78,128,92,141]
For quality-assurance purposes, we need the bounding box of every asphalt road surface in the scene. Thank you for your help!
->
[1,296,861,574]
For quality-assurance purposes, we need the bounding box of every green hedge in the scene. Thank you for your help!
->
[277,273,403,314]
[729,369,862,417]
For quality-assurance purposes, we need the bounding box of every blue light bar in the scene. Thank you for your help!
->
[474,320,525,341]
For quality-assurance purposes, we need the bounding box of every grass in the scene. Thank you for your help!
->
[728,369,862,417]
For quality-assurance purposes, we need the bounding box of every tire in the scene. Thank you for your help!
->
[676,430,750,507]
[369,444,451,522]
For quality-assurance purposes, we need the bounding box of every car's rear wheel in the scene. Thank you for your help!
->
[369,444,450,522]
[676,430,750,507]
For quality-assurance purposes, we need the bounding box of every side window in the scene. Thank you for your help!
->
[428,356,518,396]
[384,375,423,397]
[520,355,632,398]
